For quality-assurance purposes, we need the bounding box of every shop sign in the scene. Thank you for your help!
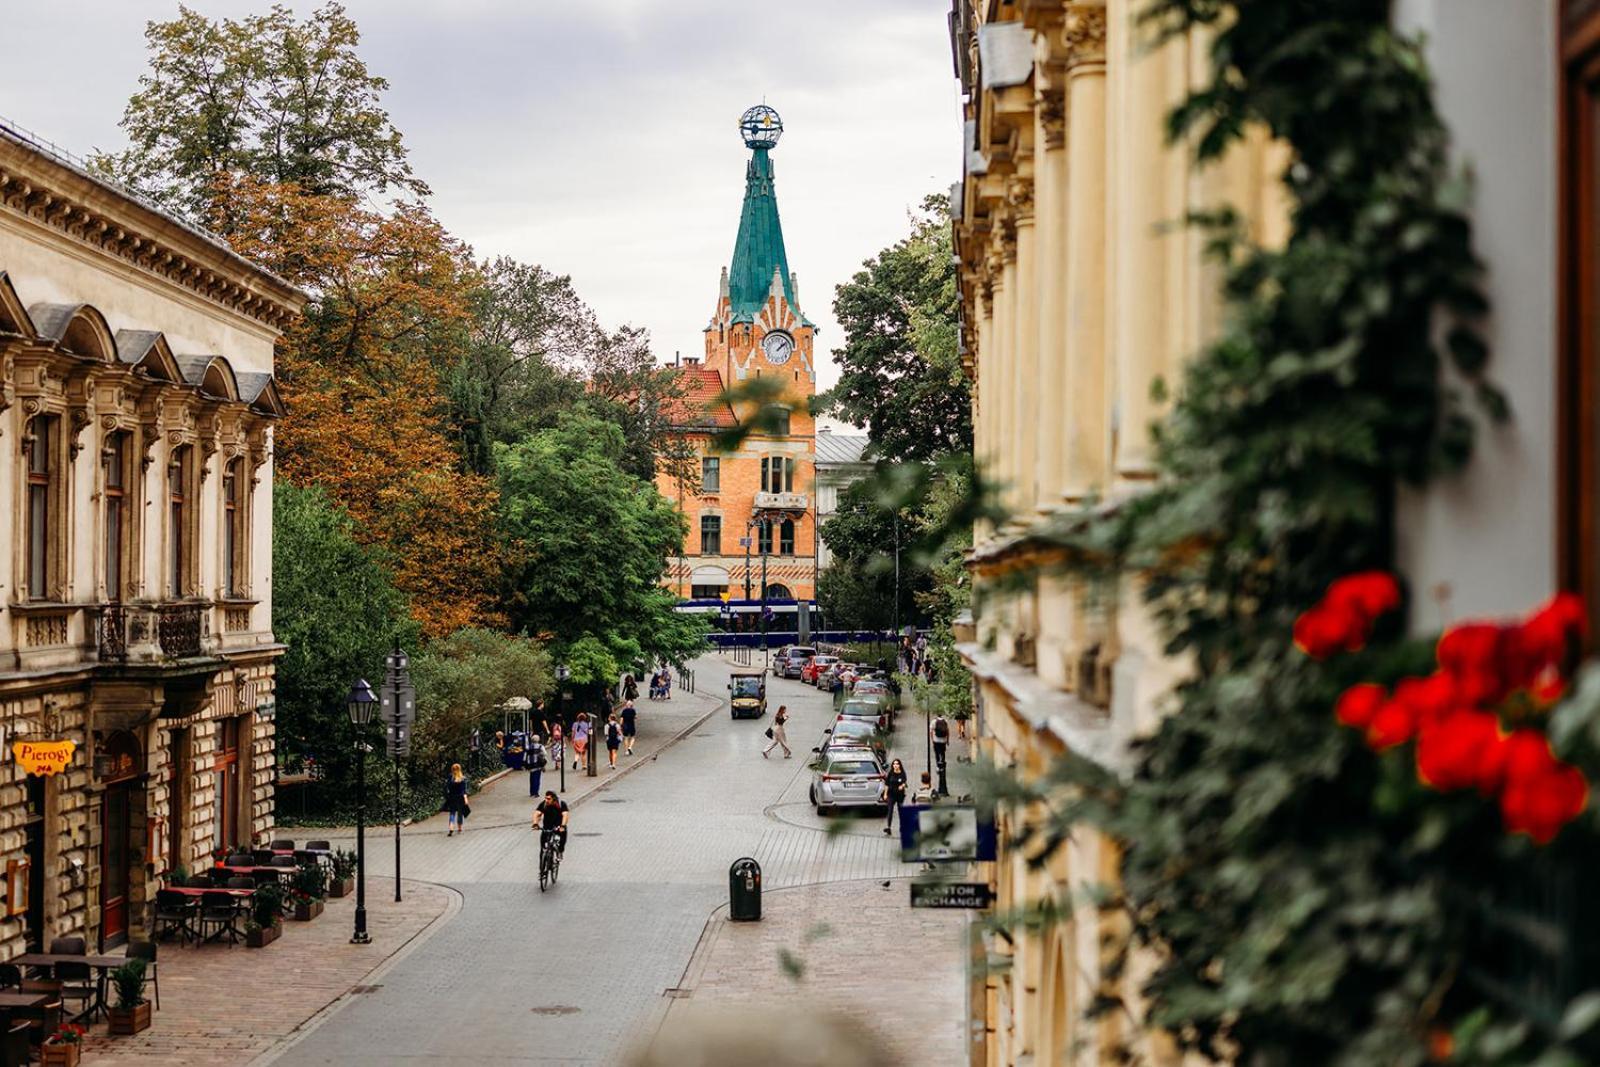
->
[13,740,75,777]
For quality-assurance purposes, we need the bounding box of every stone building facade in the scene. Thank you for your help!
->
[659,106,819,606]
[948,3,1288,1064]
[952,1,1593,1065]
[0,120,302,953]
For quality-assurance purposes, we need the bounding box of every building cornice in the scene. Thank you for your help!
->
[0,134,306,334]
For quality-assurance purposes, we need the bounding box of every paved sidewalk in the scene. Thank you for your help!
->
[643,877,968,1065]
[82,877,452,1066]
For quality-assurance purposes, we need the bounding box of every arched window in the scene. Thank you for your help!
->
[223,458,244,597]
[779,519,795,556]
[103,432,130,602]
[168,445,192,599]
[763,583,793,601]
[24,416,58,600]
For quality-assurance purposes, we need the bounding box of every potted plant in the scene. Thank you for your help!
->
[40,1023,85,1066]
[247,881,286,947]
[107,959,151,1035]
[290,864,326,920]
[328,849,356,898]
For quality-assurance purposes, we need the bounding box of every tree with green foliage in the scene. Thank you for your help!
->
[272,483,417,770]
[496,412,706,667]
[96,2,427,225]
[410,628,553,777]
[824,193,968,461]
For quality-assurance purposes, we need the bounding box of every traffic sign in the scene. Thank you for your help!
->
[910,882,993,909]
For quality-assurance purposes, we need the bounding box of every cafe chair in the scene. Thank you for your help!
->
[46,938,94,1022]
[126,940,159,1010]
[269,855,297,869]
[198,892,242,946]
[154,889,199,945]
[253,848,275,866]
[269,838,295,851]
[14,981,59,1057]
[305,839,332,852]
[224,853,254,868]
[250,869,282,889]
[0,965,19,991]
[186,870,213,888]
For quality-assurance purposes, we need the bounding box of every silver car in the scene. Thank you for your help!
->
[809,749,886,815]
[820,718,886,763]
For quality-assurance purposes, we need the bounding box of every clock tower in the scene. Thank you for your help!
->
[659,105,820,615]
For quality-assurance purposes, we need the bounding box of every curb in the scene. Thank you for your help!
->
[251,876,465,1066]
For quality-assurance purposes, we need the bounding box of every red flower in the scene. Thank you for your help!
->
[1504,593,1586,692]
[1366,699,1418,751]
[1392,672,1458,729]
[1325,571,1401,623]
[1334,683,1386,730]
[1497,729,1590,844]
[1436,623,1508,706]
[1294,604,1367,659]
[1415,708,1506,793]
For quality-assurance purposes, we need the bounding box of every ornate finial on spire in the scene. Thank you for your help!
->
[739,104,783,149]
[790,272,799,306]
[720,265,730,299]
[769,266,786,301]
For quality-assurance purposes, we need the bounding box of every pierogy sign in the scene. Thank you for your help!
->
[13,740,75,776]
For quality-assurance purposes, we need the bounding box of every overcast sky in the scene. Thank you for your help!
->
[0,0,962,397]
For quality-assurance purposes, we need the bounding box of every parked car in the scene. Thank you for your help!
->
[819,718,887,763]
[780,646,816,680]
[802,654,840,685]
[817,662,851,693]
[837,697,890,733]
[809,749,886,815]
[852,677,898,710]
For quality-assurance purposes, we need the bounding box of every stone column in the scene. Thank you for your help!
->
[1032,68,1069,513]
[993,235,1019,517]
[1061,4,1109,503]
[1010,179,1039,515]
[976,278,997,535]
[1112,9,1184,486]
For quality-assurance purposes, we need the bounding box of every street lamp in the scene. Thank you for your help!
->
[346,678,377,945]
[555,664,571,793]
[748,516,772,667]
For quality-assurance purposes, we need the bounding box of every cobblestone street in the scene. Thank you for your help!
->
[251,653,971,1065]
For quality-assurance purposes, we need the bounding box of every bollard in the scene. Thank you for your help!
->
[729,857,761,921]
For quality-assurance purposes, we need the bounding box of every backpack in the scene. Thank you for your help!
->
[529,744,547,770]
[607,722,621,742]
[933,717,949,741]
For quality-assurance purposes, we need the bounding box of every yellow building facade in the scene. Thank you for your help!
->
[949,3,1288,1063]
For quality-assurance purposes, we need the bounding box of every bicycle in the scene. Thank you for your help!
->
[538,830,562,891]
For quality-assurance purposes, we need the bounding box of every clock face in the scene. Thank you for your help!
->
[762,330,795,365]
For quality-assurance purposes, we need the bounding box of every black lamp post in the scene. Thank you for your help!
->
[555,664,571,794]
[346,679,377,944]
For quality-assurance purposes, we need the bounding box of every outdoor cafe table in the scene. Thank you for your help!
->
[165,886,253,945]
[0,993,49,1010]
[13,954,128,1019]
[220,864,287,876]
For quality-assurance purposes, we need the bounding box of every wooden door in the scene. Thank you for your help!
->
[100,781,132,945]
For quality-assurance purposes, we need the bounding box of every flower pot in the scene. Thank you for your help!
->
[292,899,324,921]
[108,1002,152,1035]
[40,1044,80,1066]
[246,922,280,948]
[329,877,354,899]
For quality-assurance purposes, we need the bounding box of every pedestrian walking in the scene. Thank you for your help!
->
[621,699,638,755]
[623,673,639,703]
[571,715,590,770]
[762,705,791,759]
[604,713,622,770]
[527,735,548,797]
[444,763,470,837]
[549,721,564,769]
[932,713,950,769]
[882,758,908,835]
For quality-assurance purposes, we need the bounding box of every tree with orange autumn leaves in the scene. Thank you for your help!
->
[219,176,501,636]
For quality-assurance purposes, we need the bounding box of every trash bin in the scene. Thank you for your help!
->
[729,857,761,921]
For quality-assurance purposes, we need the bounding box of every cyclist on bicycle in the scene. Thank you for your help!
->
[532,789,569,856]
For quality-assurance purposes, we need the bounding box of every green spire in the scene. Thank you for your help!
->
[727,146,800,322]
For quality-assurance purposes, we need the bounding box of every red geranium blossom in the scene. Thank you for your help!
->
[1415,708,1507,793]
[1436,623,1507,706]
[1325,571,1402,622]
[1366,699,1418,751]
[1391,672,1458,730]
[1334,683,1386,730]
[1294,604,1367,660]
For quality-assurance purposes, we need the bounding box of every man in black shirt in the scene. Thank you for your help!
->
[532,790,570,855]
[620,699,638,756]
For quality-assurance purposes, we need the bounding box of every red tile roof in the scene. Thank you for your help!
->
[665,364,738,429]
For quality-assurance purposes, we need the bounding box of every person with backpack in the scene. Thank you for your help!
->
[527,734,548,797]
[604,713,623,770]
[932,714,950,772]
